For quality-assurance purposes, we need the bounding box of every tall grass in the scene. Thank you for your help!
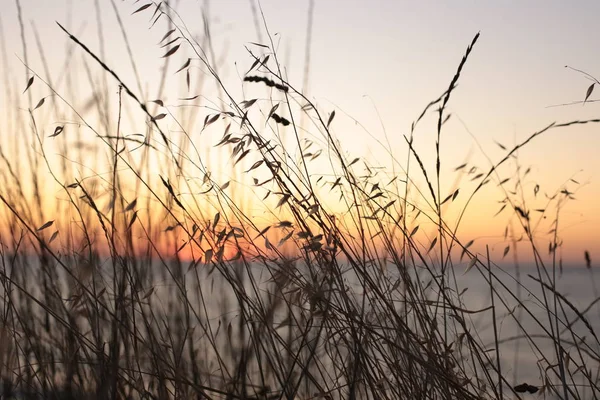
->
[0,2,599,399]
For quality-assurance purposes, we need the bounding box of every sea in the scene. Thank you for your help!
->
[2,255,599,399]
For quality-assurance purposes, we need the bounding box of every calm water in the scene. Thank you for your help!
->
[3,255,600,399]
[456,264,600,397]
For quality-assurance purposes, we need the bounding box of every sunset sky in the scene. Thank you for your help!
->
[1,0,599,264]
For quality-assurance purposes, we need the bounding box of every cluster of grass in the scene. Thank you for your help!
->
[0,2,599,399]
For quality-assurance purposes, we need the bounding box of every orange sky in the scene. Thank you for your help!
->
[0,0,598,265]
